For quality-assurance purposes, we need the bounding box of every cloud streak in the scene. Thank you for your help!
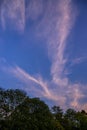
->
[9,65,50,97]
[49,0,76,86]
[1,0,87,111]
[1,58,87,110]
[70,56,87,66]
[32,0,77,86]
[6,65,64,101]
[0,61,67,106]
[33,0,86,110]
[0,0,25,32]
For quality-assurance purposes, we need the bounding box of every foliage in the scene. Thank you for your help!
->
[0,87,87,130]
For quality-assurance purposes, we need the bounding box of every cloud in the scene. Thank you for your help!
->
[4,65,61,101]
[1,0,87,111]
[70,56,87,66]
[0,62,66,106]
[26,0,44,21]
[0,0,44,32]
[7,65,51,96]
[1,58,87,111]
[67,84,84,108]
[0,0,25,32]
[49,0,76,86]
[32,0,77,86]
[32,0,87,111]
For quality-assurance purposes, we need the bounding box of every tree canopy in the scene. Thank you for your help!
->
[0,87,87,130]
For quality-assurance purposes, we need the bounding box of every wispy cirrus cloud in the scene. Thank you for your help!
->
[0,0,25,32]
[50,0,76,85]
[33,0,77,86]
[0,0,44,32]
[70,56,87,67]
[8,65,67,105]
[1,0,87,111]
[26,0,44,21]
[66,84,84,109]
[2,62,86,110]
[33,0,87,110]
[0,54,87,110]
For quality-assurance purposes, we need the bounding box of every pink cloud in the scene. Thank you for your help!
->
[1,0,25,32]
[1,0,87,111]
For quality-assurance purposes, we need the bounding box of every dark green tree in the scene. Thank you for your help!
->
[52,106,64,123]
[10,97,63,130]
[51,106,64,130]
[64,108,79,130]
[0,88,26,130]
[76,110,87,130]
[1,87,87,130]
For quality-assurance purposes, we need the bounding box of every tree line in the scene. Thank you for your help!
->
[0,87,87,130]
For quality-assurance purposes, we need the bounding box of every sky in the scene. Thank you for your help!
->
[0,0,87,111]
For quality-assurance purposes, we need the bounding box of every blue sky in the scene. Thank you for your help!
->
[0,0,87,111]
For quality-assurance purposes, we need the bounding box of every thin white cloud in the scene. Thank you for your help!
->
[1,59,87,111]
[68,84,84,109]
[26,0,43,21]
[8,65,87,110]
[0,0,44,32]
[1,0,87,111]
[70,56,87,66]
[33,0,87,111]
[0,62,66,106]
[7,65,65,101]
[32,0,77,86]
[9,65,50,96]
[50,0,76,86]
[1,0,25,32]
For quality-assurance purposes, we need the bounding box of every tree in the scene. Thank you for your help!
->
[76,111,87,130]
[52,106,63,122]
[0,88,27,130]
[51,106,64,130]
[9,97,60,130]
[64,108,79,130]
[2,87,87,130]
